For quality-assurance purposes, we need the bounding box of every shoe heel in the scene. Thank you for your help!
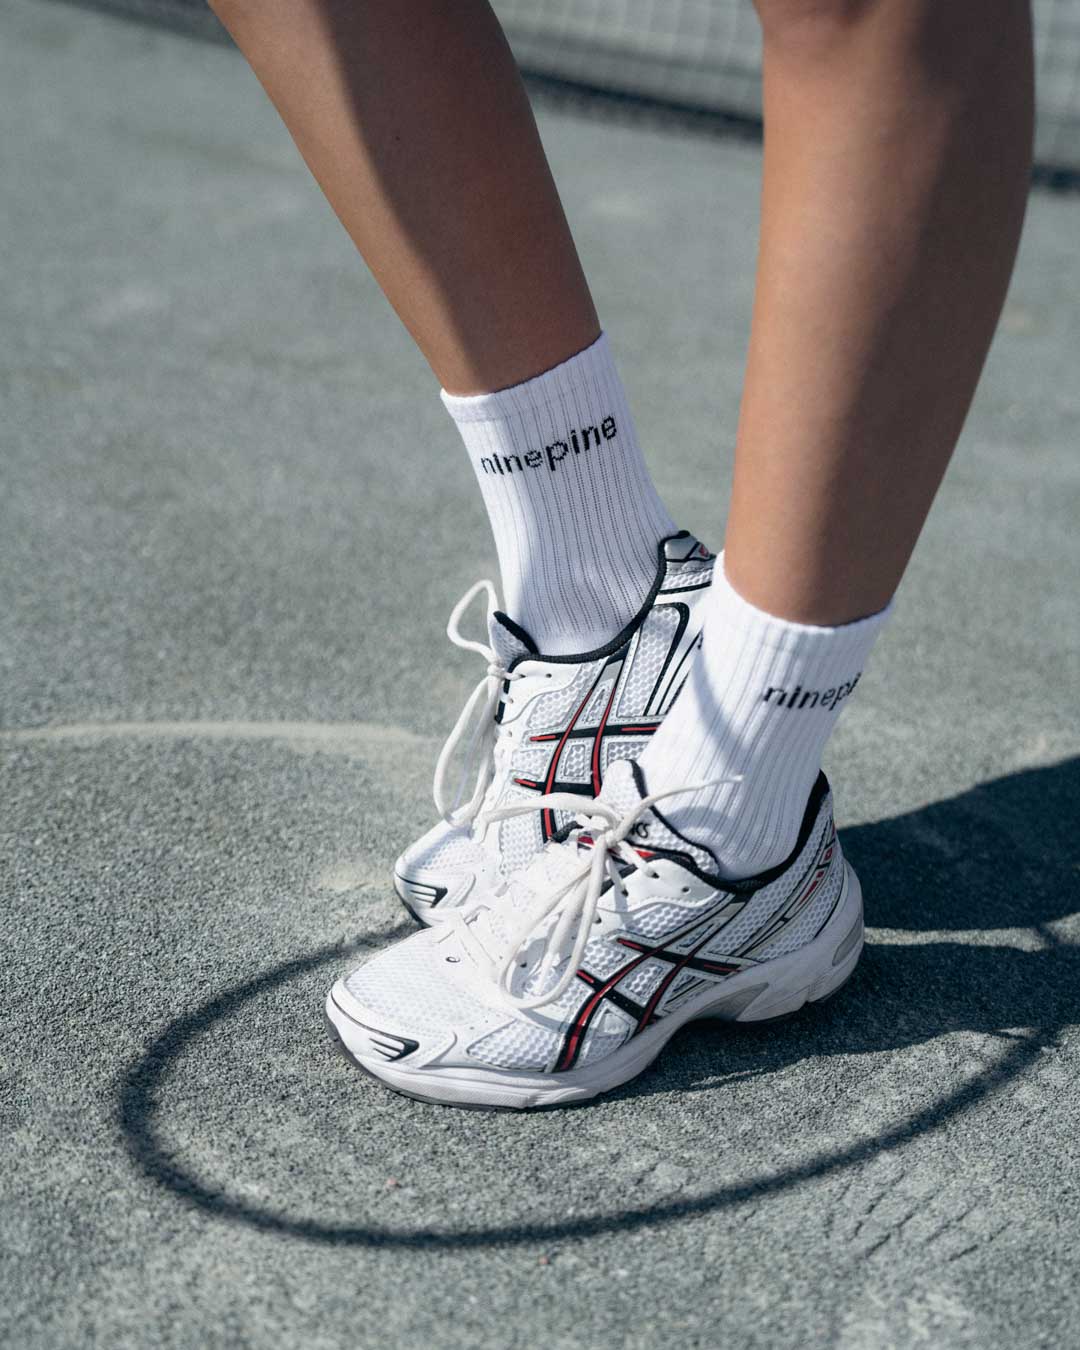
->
[735,863,864,1022]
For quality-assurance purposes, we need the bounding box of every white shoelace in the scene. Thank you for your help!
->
[432,580,524,828]
[450,777,740,1012]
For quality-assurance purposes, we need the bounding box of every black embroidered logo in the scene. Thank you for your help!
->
[479,416,618,477]
[762,675,861,712]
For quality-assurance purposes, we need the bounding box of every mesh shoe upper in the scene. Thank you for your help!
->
[394,532,717,919]
[348,761,845,1078]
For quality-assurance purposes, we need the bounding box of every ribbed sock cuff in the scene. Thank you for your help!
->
[710,557,893,658]
[441,333,613,425]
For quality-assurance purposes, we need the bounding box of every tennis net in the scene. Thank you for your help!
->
[52,0,1080,181]
[495,0,1080,179]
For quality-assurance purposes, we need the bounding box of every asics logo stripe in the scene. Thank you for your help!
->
[590,663,623,794]
[554,827,839,1073]
[637,925,742,1030]
[539,659,616,840]
[555,891,750,1072]
[643,602,690,715]
[616,936,743,975]
[651,627,703,718]
[512,613,705,840]
[530,721,662,743]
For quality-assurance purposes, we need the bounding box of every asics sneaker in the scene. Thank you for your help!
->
[328,760,863,1110]
[393,531,715,925]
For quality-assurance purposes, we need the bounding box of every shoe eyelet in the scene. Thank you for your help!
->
[648,871,660,881]
[681,886,690,894]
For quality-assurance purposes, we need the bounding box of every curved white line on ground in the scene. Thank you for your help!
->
[0,720,436,755]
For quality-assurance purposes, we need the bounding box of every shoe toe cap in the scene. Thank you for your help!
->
[331,928,492,1056]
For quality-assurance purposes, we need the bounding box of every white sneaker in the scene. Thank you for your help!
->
[393,532,715,924]
[328,760,863,1110]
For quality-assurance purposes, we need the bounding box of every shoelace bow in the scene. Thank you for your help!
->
[432,580,523,828]
[449,777,740,1012]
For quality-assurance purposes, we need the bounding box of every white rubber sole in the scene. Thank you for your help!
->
[327,863,864,1111]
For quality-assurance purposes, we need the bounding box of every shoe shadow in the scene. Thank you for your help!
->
[117,756,1080,1249]
[843,755,1080,932]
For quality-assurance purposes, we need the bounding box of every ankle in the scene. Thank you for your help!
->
[638,556,891,878]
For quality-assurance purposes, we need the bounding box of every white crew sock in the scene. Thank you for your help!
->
[442,333,677,655]
[636,557,891,878]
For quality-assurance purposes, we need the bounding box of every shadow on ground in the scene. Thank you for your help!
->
[118,757,1080,1248]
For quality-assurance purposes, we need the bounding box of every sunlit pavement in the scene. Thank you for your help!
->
[4,3,1080,1346]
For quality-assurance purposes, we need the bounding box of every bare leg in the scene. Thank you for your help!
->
[725,0,1033,624]
[208,0,599,394]
[635,0,1033,875]
[209,0,677,654]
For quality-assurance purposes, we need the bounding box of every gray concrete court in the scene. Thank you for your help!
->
[3,2,1080,1346]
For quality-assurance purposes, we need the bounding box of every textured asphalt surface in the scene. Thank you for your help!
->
[4,3,1080,1347]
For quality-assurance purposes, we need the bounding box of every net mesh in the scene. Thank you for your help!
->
[497,0,1080,177]
[54,0,1080,177]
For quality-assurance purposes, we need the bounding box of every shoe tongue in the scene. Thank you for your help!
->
[593,758,642,815]
[476,784,602,951]
[488,611,536,668]
[599,760,719,875]
[475,761,720,970]
[472,830,584,959]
